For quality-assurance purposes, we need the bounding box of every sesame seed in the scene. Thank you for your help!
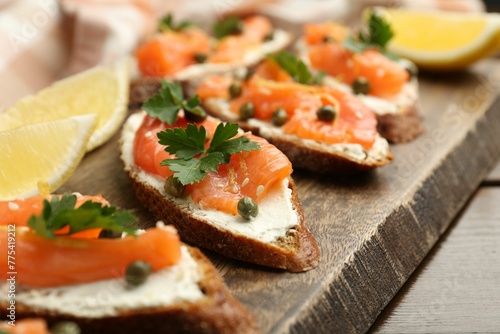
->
[8,202,19,211]
[256,185,265,197]
[376,69,384,78]
[232,186,238,194]
[145,131,152,138]
[241,178,250,187]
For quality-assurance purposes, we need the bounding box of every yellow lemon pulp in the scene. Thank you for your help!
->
[374,8,500,70]
[0,115,96,200]
[0,58,130,151]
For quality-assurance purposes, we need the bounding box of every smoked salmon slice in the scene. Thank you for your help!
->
[133,114,293,215]
[0,318,48,334]
[0,226,181,288]
[304,22,409,98]
[136,15,274,77]
[197,60,378,149]
[0,194,109,239]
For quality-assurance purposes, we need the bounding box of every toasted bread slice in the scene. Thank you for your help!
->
[201,97,393,175]
[296,39,425,143]
[129,29,292,106]
[120,112,320,272]
[0,242,259,334]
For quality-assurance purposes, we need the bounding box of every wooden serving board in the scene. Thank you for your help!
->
[60,59,500,333]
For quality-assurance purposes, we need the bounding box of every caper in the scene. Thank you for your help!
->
[263,30,275,42]
[193,53,208,63]
[352,77,371,95]
[322,35,334,43]
[51,321,81,334]
[272,108,288,126]
[125,260,152,286]
[98,229,122,239]
[403,61,418,79]
[239,102,255,120]
[237,197,259,220]
[229,81,242,99]
[316,105,338,122]
[233,20,244,35]
[184,107,207,123]
[164,175,186,198]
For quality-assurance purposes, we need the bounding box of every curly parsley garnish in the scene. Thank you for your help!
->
[269,51,325,85]
[342,10,396,58]
[213,16,244,39]
[158,123,260,185]
[158,13,193,32]
[27,194,138,239]
[143,80,207,125]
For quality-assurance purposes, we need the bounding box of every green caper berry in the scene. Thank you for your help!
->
[272,108,288,126]
[322,35,334,43]
[233,21,244,35]
[263,30,274,42]
[403,61,418,79]
[125,260,152,286]
[51,321,81,334]
[352,77,371,95]
[98,229,122,239]
[164,175,186,198]
[193,53,208,63]
[316,105,338,122]
[237,197,259,220]
[185,109,207,122]
[239,102,255,120]
[229,81,242,99]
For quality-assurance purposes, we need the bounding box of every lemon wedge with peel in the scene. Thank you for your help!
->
[0,114,96,201]
[0,58,130,151]
[375,8,500,71]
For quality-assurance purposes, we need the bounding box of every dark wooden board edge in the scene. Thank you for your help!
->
[284,96,500,333]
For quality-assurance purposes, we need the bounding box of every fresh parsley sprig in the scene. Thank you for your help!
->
[269,51,325,85]
[143,80,207,125]
[158,13,193,32]
[158,122,260,185]
[342,10,397,59]
[27,194,138,239]
[213,16,244,39]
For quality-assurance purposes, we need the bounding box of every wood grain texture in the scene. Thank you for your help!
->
[369,187,500,333]
[59,59,500,333]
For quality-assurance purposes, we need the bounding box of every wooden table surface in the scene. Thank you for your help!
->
[370,162,500,333]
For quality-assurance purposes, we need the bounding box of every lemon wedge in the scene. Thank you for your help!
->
[375,8,500,71]
[0,114,96,201]
[0,58,130,151]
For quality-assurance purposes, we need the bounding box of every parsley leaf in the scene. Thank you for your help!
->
[269,51,324,85]
[143,80,207,125]
[27,194,138,239]
[213,16,244,39]
[158,13,193,32]
[342,10,396,58]
[159,123,260,185]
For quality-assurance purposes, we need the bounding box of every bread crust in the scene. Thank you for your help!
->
[2,247,260,334]
[376,101,425,143]
[126,168,320,272]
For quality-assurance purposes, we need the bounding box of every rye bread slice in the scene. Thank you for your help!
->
[0,246,260,334]
[202,98,393,175]
[129,29,292,106]
[120,112,320,272]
